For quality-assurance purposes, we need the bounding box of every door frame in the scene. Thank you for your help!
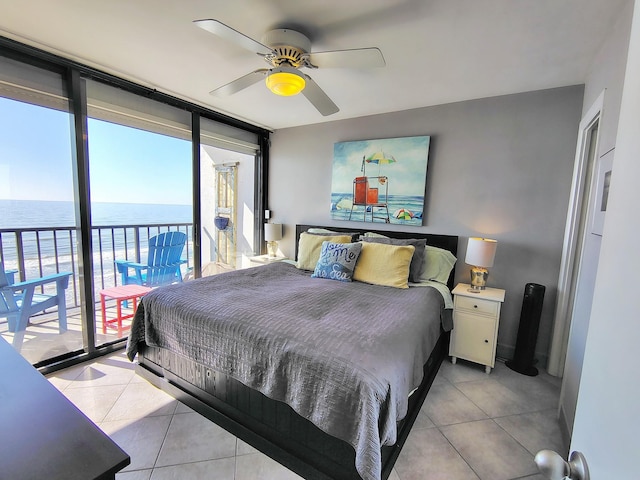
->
[547,90,605,377]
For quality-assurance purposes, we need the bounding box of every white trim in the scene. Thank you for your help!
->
[547,90,605,377]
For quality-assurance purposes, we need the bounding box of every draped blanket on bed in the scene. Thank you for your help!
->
[127,262,448,480]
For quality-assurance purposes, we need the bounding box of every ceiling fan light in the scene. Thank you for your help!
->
[265,67,305,96]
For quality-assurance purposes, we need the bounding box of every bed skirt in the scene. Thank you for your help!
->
[135,330,449,480]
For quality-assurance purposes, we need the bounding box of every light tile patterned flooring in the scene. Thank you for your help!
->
[46,351,564,480]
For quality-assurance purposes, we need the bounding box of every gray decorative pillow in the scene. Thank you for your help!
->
[362,237,427,282]
[311,241,362,282]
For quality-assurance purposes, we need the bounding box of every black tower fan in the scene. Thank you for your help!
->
[506,283,546,376]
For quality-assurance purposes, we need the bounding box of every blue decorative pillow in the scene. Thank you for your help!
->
[311,241,362,282]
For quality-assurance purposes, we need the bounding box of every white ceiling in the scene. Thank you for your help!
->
[0,0,628,131]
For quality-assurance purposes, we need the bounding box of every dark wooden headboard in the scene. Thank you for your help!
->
[295,224,459,290]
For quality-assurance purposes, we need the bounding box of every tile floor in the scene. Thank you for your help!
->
[46,351,564,480]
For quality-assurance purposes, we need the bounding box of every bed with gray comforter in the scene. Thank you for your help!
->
[127,261,449,480]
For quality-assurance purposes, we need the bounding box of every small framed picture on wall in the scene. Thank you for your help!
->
[591,150,613,236]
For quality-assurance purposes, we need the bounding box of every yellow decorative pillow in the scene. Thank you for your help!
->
[353,242,415,289]
[296,232,353,271]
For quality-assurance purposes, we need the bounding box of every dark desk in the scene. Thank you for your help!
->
[0,339,130,479]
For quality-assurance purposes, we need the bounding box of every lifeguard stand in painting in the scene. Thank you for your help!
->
[348,176,390,223]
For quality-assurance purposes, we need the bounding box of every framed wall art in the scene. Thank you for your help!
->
[330,135,430,225]
[591,149,613,236]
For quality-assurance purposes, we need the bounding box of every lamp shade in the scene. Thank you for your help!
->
[265,66,306,96]
[264,223,283,242]
[465,237,497,268]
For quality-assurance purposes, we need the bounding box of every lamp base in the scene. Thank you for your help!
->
[266,240,279,258]
[469,266,489,293]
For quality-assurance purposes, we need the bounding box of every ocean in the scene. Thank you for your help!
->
[330,192,425,225]
[0,200,192,293]
[0,199,192,229]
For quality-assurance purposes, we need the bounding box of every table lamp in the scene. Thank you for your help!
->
[264,223,282,257]
[465,237,497,292]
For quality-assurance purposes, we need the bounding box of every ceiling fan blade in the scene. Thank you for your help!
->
[194,19,272,56]
[210,69,269,96]
[307,48,385,68]
[301,75,339,116]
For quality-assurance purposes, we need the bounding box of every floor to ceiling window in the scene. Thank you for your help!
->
[85,78,193,348]
[0,39,268,370]
[0,54,86,364]
[199,117,258,275]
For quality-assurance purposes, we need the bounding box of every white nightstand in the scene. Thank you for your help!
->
[248,254,288,266]
[449,283,506,374]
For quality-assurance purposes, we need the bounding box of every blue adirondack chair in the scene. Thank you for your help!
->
[0,261,72,335]
[115,231,187,288]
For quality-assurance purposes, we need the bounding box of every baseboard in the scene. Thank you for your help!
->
[558,405,572,453]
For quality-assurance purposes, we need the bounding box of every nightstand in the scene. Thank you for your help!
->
[248,254,288,266]
[449,283,506,374]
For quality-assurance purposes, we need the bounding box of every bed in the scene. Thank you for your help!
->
[127,224,458,480]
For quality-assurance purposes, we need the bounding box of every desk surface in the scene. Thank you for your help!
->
[0,339,130,480]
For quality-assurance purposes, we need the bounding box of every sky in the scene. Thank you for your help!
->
[0,97,192,205]
[331,135,431,196]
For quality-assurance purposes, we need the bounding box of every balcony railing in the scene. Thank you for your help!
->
[0,223,193,307]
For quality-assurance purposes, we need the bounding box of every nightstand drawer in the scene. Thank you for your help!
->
[455,295,499,316]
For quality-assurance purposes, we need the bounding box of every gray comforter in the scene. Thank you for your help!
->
[127,262,448,480]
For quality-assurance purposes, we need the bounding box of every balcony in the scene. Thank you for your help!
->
[0,222,193,365]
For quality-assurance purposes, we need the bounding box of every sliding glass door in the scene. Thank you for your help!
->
[199,117,259,275]
[85,79,193,347]
[0,38,268,369]
[0,54,86,364]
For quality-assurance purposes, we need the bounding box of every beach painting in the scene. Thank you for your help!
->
[331,135,430,225]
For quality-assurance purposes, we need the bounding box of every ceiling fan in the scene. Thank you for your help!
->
[193,19,386,116]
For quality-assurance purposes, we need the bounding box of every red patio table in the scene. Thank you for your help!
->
[100,284,152,337]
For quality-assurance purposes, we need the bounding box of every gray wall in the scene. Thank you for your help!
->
[269,85,584,366]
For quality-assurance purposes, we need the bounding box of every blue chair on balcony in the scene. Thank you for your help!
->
[115,231,187,288]
[0,261,72,336]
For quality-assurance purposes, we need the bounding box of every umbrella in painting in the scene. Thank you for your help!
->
[394,208,414,220]
[364,151,397,176]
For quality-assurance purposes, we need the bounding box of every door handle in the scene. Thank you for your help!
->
[535,450,590,480]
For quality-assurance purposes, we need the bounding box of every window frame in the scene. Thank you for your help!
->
[0,35,270,371]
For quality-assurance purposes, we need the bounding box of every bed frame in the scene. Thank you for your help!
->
[135,225,459,480]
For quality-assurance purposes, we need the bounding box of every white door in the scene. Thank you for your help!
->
[555,102,603,437]
[569,2,640,476]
